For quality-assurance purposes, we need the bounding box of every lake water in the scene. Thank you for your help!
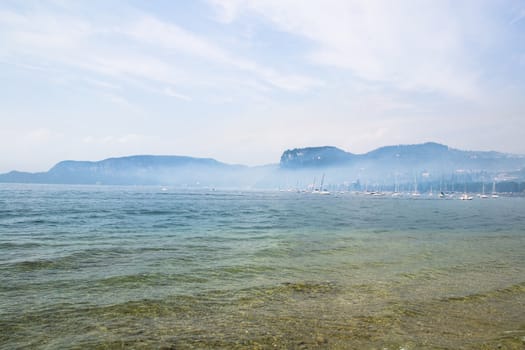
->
[1,184,524,349]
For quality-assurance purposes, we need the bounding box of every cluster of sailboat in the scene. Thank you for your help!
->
[366,179,500,200]
[358,190,499,200]
[282,176,501,200]
[456,181,499,200]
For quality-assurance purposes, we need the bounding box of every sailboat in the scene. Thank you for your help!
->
[392,177,402,197]
[479,182,489,199]
[460,182,473,200]
[318,174,330,195]
[313,174,330,195]
[491,180,499,198]
[412,175,421,197]
[460,192,473,200]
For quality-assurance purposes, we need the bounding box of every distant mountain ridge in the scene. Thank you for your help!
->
[278,142,525,191]
[0,155,252,186]
[1,142,524,188]
[280,142,521,170]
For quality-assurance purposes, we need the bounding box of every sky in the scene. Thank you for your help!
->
[1,0,525,172]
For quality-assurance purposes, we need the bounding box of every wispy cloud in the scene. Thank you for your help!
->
[102,93,136,109]
[121,15,230,63]
[83,77,120,90]
[163,87,192,101]
[0,5,320,96]
[210,0,487,99]
[118,14,323,92]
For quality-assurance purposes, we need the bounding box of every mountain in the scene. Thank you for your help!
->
[277,142,525,189]
[44,155,232,185]
[1,142,524,189]
[280,146,355,168]
[0,155,273,187]
[280,142,524,172]
[280,142,523,169]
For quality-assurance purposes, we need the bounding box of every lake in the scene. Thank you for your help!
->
[1,184,524,349]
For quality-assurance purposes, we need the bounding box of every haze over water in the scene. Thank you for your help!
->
[1,184,524,349]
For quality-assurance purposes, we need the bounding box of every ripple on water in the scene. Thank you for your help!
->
[1,187,525,349]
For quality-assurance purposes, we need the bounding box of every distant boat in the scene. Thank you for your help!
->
[460,193,473,200]
[313,173,330,195]
[491,181,499,198]
[478,182,489,199]
[412,175,420,197]
[460,184,473,200]
[392,177,401,197]
[460,181,473,200]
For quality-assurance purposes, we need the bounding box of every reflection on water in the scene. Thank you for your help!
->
[0,185,524,349]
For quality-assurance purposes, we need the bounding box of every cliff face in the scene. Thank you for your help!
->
[280,146,355,169]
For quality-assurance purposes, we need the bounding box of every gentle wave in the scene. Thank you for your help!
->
[1,186,524,349]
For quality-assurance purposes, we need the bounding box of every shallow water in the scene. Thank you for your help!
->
[1,184,524,349]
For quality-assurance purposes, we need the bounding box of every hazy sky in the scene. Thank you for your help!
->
[1,0,525,172]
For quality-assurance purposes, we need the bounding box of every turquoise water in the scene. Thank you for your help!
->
[1,184,524,349]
